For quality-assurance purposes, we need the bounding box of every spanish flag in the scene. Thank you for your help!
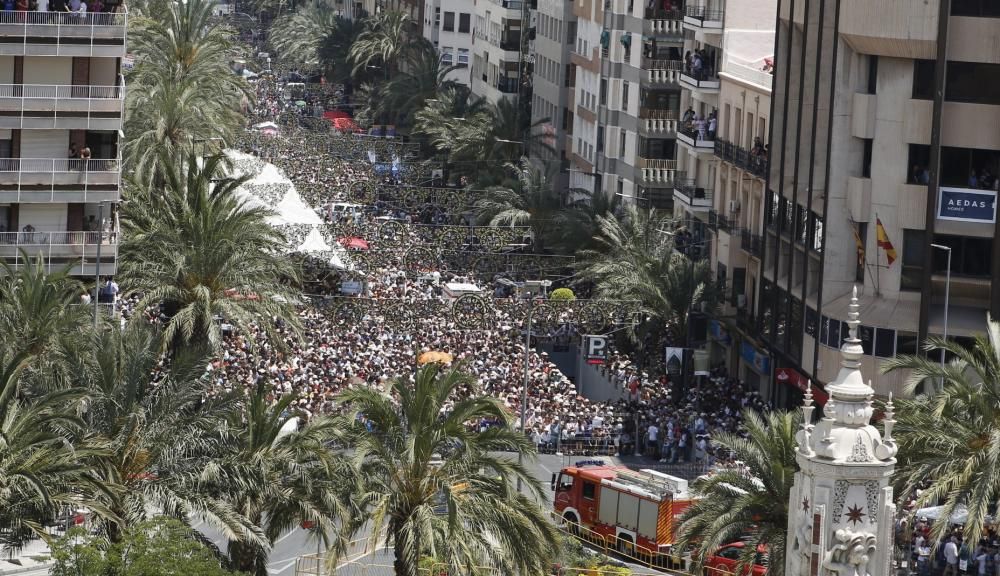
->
[851,223,865,267]
[876,218,897,266]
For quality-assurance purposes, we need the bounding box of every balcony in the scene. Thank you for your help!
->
[496,77,519,94]
[0,158,120,203]
[679,68,721,92]
[643,9,683,35]
[721,55,774,92]
[642,59,684,86]
[0,9,128,57]
[674,179,713,209]
[714,139,768,178]
[641,116,677,136]
[740,229,763,259]
[638,158,679,185]
[639,107,678,120]
[677,126,715,152]
[707,209,736,232]
[0,229,117,275]
[682,4,724,32]
[0,81,124,130]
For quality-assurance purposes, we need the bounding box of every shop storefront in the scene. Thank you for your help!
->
[740,341,771,398]
[775,366,829,408]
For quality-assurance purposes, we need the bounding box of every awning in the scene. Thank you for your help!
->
[776,366,828,406]
[338,236,369,250]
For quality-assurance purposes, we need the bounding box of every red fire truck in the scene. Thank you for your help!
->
[551,461,693,568]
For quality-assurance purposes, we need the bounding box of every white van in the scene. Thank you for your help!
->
[325,202,365,222]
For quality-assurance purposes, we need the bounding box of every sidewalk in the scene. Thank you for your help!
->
[0,538,53,575]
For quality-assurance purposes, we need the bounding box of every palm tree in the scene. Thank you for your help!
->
[330,362,559,576]
[548,188,620,254]
[881,316,1000,548]
[270,3,360,85]
[0,387,112,551]
[223,380,347,576]
[473,157,564,250]
[377,40,462,129]
[574,205,720,344]
[125,0,251,184]
[677,409,799,575]
[348,10,417,77]
[82,323,263,548]
[0,257,112,550]
[119,153,301,354]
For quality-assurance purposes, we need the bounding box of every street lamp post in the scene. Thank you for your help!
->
[931,243,952,388]
[93,201,105,327]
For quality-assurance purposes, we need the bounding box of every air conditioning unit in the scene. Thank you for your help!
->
[736,294,747,309]
[729,200,741,213]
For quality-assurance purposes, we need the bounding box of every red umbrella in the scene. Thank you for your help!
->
[338,236,369,250]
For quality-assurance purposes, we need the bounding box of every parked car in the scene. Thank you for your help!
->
[704,542,768,576]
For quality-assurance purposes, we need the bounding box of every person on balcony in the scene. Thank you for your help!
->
[707,112,717,141]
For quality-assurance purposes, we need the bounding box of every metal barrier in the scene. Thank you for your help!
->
[550,512,744,576]
[551,438,620,457]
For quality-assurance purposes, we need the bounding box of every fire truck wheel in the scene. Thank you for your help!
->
[615,536,632,555]
[562,513,580,535]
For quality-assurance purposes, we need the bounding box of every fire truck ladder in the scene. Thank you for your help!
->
[611,468,688,499]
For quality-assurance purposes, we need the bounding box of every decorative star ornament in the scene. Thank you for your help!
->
[846,503,866,526]
[802,497,810,512]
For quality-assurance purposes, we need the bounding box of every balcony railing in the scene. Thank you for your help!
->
[721,55,774,91]
[682,4,724,28]
[642,117,677,136]
[714,139,767,177]
[740,229,763,258]
[0,9,127,48]
[679,68,722,90]
[0,157,120,189]
[639,107,679,119]
[0,83,123,99]
[643,60,684,85]
[496,78,519,94]
[639,159,679,185]
[675,179,713,207]
[0,230,116,247]
[677,127,715,150]
[707,209,736,231]
[643,17,683,36]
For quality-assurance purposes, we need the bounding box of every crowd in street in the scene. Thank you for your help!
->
[177,74,770,465]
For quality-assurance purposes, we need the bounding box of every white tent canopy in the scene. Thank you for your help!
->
[913,505,992,526]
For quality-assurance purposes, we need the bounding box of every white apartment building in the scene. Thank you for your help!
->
[0,8,125,277]
[529,0,573,178]
[471,0,531,104]
[423,0,474,86]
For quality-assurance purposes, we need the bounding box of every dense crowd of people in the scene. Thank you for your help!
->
[180,73,771,469]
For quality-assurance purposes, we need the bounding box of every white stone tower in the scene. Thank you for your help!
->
[785,287,899,576]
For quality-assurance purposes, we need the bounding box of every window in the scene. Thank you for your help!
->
[582,481,596,500]
[622,81,629,111]
[859,325,874,355]
[861,138,873,178]
[434,6,440,26]
[939,146,1000,187]
[896,332,918,356]
[459,12,470,32]
[440,47,453,65]
[855,222,866,282]
[820,316,841,347]
[874,328,896,358]
[932,234,993,277]
[946,61,1000,105]
[901,229,925,291]
[597,126,604,154]
[443,11,455,31]
[556,474,574,491]
[908,144,931,184]
[805,307,818,338]
[457,48,469,67]
[952,0,1000,16]
[765,190,779,229]
[600,78,608,106]
[620,130,626,158]
[912,60,935,100]
[866,55,878,94]
[567,21,576,44]
[717,547,741,561]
